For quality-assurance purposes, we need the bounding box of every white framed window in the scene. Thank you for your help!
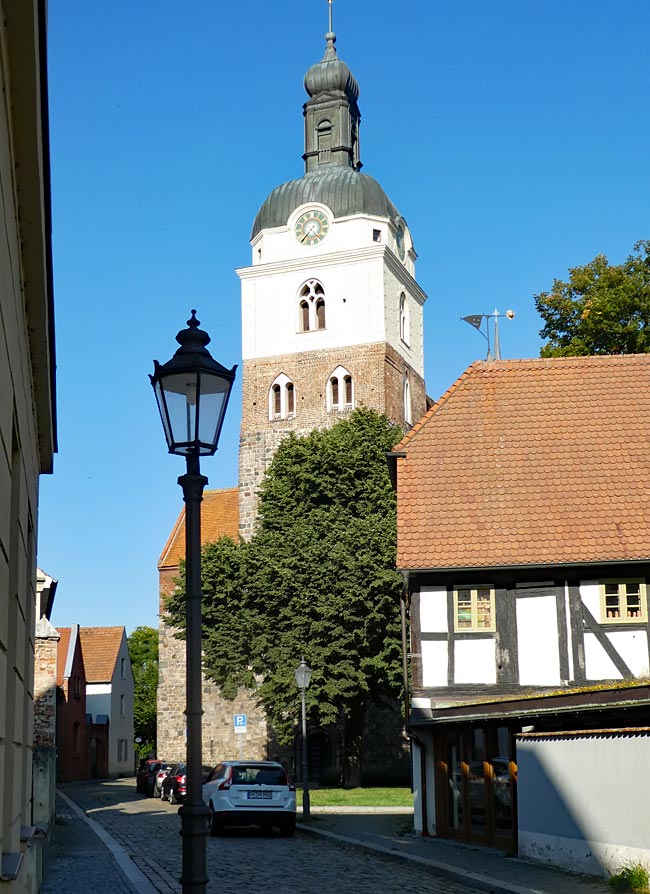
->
[404,372,412,425]
[298,279,326,332]
[399,292,410,346]
[453,586,495,632]
[268,374,296,420]
[600,580,647,623]
[327,366,354,412]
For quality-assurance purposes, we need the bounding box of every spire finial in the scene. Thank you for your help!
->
[328,0,333,33]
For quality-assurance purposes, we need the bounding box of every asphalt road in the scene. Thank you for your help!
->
[51,779,486,894]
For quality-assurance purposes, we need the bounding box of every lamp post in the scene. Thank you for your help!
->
[150,310,236,894]
[294,657,312,820]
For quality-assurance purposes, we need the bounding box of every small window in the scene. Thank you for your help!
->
[373,229,381,243]
[298,280,326,332]
[454,587,495,632]
[120,657,126,678]
[331,377,339,407]
[269,374,296,421]
[73,675,81,698]
[344,375,353,406]
[120,694,126,716]
[404,373,412,425]
[600,580,647,622]
[118,739,128,762]
[399,292,410,346]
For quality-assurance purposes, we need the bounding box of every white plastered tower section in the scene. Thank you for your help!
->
[236,30,428,539]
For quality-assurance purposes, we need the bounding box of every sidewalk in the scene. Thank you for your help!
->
[42,790,155,894]
[298,808,611,894]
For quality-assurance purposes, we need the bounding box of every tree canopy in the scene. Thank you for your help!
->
[127,626,158,758]
[165,408,404,785]
[535,240,650,357]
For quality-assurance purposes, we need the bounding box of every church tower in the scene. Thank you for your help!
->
[237,30,428,537]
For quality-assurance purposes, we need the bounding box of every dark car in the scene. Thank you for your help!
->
[136,758,164,796]
[161,762,187,804]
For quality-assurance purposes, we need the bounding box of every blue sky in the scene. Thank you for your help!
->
[39,1,650,633]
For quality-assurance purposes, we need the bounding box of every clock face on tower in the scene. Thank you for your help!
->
[294,209,329,246]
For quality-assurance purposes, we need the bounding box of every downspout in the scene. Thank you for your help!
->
[401,572,429,837]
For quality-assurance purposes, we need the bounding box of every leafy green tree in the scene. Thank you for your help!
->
[165,408,404,787]
[535,240,650,357]
[128,626,158,759]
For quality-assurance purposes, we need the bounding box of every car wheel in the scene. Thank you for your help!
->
[279,817,296,838]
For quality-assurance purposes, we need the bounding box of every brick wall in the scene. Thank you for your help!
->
[33,631,58,748]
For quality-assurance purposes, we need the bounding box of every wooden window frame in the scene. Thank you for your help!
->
[453,586,496,632]
[600,579,647,623]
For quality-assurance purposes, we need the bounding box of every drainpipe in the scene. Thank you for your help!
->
[400,573,430,837]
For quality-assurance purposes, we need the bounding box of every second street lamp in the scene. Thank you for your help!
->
[294,657,312,820]
[150,310,236,894]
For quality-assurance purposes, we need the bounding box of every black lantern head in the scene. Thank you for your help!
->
[150,310,237,456]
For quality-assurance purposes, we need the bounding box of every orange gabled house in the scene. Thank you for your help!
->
[389,354,650,872]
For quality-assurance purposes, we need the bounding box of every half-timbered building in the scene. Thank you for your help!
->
[389,354,650,872]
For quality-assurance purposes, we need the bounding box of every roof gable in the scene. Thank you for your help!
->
[78,627,125,683]
[158,487,239,570]
[395,354,650,570]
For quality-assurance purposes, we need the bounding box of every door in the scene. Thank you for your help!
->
[435,725,516,849]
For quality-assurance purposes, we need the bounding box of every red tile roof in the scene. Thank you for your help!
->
[158,487,239,571]
[56,627,72,685]
[78,627,125,683]
[394,354,650,570]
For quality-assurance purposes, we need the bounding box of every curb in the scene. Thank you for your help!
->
[296,822,545,894]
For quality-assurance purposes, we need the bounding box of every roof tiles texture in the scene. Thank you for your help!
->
[158,487,239,570]
[395,355,650,570]
[78,627,125,683]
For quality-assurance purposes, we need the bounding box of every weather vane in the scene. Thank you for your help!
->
[461,308,515,361]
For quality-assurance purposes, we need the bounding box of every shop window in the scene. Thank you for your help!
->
[600,580,647,622]
[453,586,495,632]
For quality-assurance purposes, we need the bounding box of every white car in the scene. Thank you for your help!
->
[202,760,296,837]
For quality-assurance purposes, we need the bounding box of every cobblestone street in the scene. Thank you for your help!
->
[58,779,485,894]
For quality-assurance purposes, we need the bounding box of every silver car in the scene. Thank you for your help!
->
[202,760,296,837]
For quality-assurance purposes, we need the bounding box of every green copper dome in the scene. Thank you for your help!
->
[252,166,402,239]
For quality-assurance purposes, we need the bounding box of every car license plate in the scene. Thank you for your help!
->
[247,791,272,799]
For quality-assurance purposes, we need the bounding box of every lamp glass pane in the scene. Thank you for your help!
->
[196,373,230,449]
[158,371,200,450]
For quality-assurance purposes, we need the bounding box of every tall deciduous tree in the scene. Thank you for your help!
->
[165,409,404,787]
[535,240,650,357]
[128,626,158,758]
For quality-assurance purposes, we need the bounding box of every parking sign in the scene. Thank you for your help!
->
[233,713,247,734]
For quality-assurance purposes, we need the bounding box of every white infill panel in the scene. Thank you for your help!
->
[421,640,447,687]
[583,632,623,680]
[454,638,496,684]
[517,595,561,685]
[419,587,448,633]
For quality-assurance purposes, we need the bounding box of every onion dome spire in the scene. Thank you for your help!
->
[302,31,362,173]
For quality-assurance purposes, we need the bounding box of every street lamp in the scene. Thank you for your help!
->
[150,310,236,894]
[294,657,312,820]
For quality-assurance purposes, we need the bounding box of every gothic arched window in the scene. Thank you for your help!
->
[269,374,296,421]
[298,280,326,332]
[399,292,410,346]
[404,372,412,425]
[328,366,354,412]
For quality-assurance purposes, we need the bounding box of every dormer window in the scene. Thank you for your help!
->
[328,366,354,412]
[298,280,326,332]
[269,374,296,420]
